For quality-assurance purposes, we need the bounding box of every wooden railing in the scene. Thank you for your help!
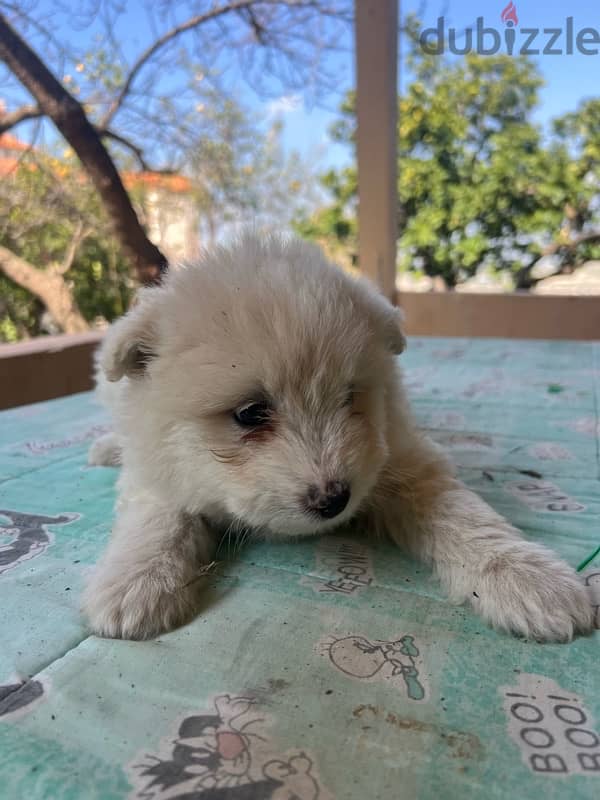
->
[400,291,600,340]
[0,330,102,410]
[2,291,599,410]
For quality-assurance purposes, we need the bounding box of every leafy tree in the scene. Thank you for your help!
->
[297,22,600,288]
[547,99,600,266]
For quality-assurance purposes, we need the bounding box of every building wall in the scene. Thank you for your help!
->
[141,188,199,265]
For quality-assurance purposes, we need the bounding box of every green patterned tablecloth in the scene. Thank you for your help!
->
[1,337,599,799]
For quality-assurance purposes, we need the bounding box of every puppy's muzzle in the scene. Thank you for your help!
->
[305,481,350,519]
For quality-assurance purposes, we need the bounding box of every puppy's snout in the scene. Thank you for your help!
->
[305,481,350,519]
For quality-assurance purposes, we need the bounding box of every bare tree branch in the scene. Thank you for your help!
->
[97,0,348,129]
[99,128,152,172]
[0,243,89,333]
[0,11,168,285]
[100,0,261,129]
[542,229,600,257]
[0,102,42,133]
[96,128,178,175]
[55,220,92,275]
[238,6,268,44]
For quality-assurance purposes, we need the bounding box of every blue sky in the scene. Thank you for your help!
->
[410,1,600,122]
[6,1,600,172]
[275,0,600,169]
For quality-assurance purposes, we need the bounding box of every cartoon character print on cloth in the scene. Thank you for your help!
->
[527,442,574,462]
[20,423,110,455]
[560,417,600,437]
[317,633,427,701]
[426,410,466,429]
[429,431,495,453]
[300,537,374,595]
[504,480,585,513]
[462,369,509,398]
[0,678,45,719]
[128,694,331,800]
[501,673,600,776]
[0,509,80,576]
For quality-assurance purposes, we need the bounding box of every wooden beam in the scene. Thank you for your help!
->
[355,0,398,301]
[0,331,103,410]
[399,291,600,340]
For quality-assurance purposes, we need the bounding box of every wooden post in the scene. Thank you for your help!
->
[355,0,398,302]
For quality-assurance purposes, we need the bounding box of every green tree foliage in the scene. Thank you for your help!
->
[297,23,600,288]
[0,155,133,341]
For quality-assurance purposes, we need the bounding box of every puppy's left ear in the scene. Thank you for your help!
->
[378,303,406,354]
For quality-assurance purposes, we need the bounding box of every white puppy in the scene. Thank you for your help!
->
[84,233,593,641]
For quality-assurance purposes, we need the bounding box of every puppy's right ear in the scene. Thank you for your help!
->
[99,300,157,382]
[354,277,406,354]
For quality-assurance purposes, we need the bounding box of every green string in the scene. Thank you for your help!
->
[576,544,600,573]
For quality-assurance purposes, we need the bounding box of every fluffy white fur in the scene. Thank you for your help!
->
[84,233,593,642]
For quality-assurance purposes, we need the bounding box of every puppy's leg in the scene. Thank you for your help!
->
[375,440,593,641]
[88,432,122,466]
[83,500,216,639]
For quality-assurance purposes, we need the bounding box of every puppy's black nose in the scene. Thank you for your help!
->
[306,481,351,519]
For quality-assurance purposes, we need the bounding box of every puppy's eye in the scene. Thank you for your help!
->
[234,401,271,427]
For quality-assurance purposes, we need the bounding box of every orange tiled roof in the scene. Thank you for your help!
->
[0,151,46,177]
[0,131,191,193]
[0,133,192,194]
[123,171,192,194]
[0,133,30,152]
[0,155,15,174]
[0,153,192,194]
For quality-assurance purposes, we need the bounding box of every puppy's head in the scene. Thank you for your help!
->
[101,234,404,536]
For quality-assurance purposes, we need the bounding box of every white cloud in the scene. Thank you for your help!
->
[266,94,303,116]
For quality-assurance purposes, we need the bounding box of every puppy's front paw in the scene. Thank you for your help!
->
[83,563,204,640]
[88,432,121,466]
[473,546,594,642]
